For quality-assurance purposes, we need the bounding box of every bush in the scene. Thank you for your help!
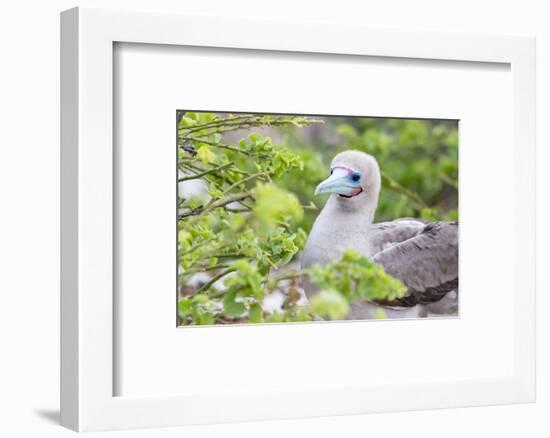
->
[177,112,411,325]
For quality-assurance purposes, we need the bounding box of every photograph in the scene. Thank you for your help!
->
[177,111,459,325]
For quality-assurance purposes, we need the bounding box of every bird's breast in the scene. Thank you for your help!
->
[302,224,372,269]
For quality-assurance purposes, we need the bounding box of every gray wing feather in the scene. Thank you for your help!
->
[368,218,426,255]
[370,221,459,307]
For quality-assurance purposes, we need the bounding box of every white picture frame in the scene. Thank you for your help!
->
[60,6,536,432]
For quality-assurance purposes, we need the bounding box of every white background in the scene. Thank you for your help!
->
[0,0,547,437]
[115,44,514,397]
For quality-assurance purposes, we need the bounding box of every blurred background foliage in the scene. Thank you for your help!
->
[177,111,458,326]
[274,116,458,232]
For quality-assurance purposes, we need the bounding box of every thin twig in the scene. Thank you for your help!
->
[178,115,257,134]
[181,117,324,136]
[269,270,304,283]
[179,137,249,156]
[179,263,231,278]
[210,253,245,259]
[196,192,253,218]
[179,238,213,256]
[178,206,204,219]
[438,171,459,190]
[224,171,267,193]
[224,207,252,213]
[381,171,428,209]
[178,162,233,182]
[194,268,237,295]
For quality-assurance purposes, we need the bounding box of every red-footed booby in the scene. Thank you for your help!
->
[301,150,459,319]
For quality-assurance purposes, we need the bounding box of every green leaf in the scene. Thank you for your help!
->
[248,303,263,323]
[192,294,209,305]
[253,183,304,228]
[223,290,245,317]
[266,312,284,323]
[197,312,215,325]
[196,144,215,164]
[177,298,192,318]
[310,290,350,320]
[178,116,198,129]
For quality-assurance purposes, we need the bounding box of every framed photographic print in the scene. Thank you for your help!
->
[61,7,535,432]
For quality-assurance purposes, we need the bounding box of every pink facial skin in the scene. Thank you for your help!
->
[331,166,363,197]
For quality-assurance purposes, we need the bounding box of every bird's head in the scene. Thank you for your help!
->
[315,150,381,210]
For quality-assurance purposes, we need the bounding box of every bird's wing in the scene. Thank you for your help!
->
[367,218,426,255]
[369,221,459,307]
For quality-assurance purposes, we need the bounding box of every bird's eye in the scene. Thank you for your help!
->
[330,169,334,175]
[351,173,361,182]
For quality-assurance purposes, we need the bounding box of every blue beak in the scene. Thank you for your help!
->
[315,168,356,196]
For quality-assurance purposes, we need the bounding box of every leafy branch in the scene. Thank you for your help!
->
[381,170,429,210]
[177,112,410,326]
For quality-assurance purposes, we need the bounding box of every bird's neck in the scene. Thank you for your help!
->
[320,194,378,227]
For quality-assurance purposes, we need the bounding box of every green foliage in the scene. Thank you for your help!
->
[307,249,407,303]
[178,112,315,325]
[277,117,458,229]
[177,112,457,326]
[334,118,458,222]
[253,183,303,230]
[310,290,350,320]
